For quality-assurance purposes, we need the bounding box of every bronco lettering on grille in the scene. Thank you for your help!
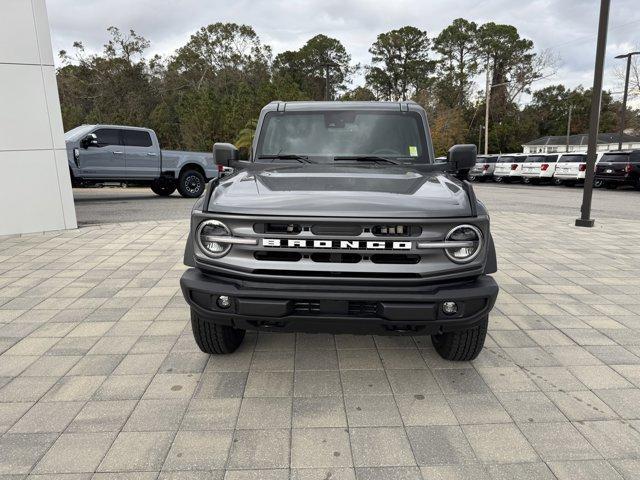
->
[262,239,412,250]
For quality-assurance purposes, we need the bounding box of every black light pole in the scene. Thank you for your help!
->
[615,51,640,150]
[576,0,611,228]
[565,105,573,153]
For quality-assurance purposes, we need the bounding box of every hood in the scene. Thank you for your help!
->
[207,164,472,218]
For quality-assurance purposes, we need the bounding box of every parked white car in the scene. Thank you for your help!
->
[493,154,526,183]
[521,153,559,184]
[554,152,604,186]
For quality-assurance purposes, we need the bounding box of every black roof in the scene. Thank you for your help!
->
[524,133,640,146]
[262,100,422,113]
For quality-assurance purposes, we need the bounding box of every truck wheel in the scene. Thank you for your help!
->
[190,309,245,354]
[178,170,206,198]
[150,178,176,196]
[431,317,488,361]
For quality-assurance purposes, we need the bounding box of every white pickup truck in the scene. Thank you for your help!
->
[65,125,218,198]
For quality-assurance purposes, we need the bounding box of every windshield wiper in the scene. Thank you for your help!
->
[257,154,310,162]
[333,155,402,165]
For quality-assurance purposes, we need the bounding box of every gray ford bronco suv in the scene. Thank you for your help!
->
[180,101,498,361]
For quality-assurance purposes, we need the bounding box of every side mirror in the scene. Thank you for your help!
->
[448,144,477,171]
[81,133,98,149]
[213,142,239,168]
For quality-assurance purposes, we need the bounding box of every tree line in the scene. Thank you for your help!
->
[56,21,639,155]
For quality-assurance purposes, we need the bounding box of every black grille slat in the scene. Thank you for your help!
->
[292,300,378,317]
[311,224,363,236]
[371,254,420,264]
[311,253,362,263]
[292,300,321,314]
[348,301,379,316]
[254,223,302,234]
[254,251,302,262]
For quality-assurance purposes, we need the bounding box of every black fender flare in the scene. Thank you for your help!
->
[184,230,195,267]
[483,233,497,275]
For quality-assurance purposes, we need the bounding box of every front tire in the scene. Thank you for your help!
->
[431,317,488,361]
[178,170,206,198]
[191,310,245,354]
[150,178,176,196]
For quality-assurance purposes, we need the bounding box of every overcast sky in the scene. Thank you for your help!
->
[46,0,640,102]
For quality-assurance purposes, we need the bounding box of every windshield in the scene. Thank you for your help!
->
[601,153,630,163]
[497,156,518,163]
[559,155,586,163]
[64,125,94,141]
[478,156,498,163]
[526,155,558,163]
[255,110,430,162]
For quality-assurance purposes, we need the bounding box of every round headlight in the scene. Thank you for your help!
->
[444,224,483,263]
[196,220,231,258]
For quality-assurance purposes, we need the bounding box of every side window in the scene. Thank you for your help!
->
[93,129,121,147]
[124,130,153,147]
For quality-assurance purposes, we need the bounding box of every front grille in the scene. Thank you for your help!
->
[198,213,483,282]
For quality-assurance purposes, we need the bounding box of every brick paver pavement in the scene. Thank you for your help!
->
[1,213,640,479]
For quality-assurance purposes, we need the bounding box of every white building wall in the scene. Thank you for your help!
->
[0,0,76,235]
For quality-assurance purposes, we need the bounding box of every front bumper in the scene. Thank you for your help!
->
[180,269,499,336]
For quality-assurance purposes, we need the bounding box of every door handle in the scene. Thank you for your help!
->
[113,151,123,155]
[146,152,158,156]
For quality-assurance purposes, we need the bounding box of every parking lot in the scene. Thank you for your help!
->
[73,182,640,225]
[0,185,639,479]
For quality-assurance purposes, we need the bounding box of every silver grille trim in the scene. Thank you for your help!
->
[417,241,476,249]
[202,235,258,245]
